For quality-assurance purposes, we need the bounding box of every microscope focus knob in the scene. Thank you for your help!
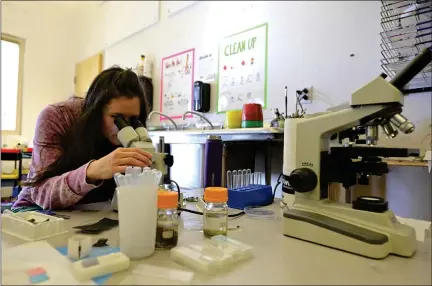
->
[289,168,318,193]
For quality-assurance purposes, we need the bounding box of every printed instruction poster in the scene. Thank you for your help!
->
[217,23,268,113]
[160,48,195,119]
[197,52,217,82]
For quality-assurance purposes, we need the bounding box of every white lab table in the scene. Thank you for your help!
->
[2,200,431,285]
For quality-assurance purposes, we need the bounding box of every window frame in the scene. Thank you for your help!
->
[1,33,25,135]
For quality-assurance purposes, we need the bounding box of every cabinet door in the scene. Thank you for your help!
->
[74,52,104,97]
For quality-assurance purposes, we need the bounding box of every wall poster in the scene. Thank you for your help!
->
[197,52,217,82]
[160,48,195,120]
[217,23,268,113]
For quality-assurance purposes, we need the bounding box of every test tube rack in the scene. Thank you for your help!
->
[228,185,273,210]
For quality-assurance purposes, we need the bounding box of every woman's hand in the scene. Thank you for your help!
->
[86,148,153,181]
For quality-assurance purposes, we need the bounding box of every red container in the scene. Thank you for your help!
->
[242,103,263,122]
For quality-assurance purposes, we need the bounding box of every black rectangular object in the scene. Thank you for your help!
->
[193,81,210,113]
[328,147,419,158]
[73,217,119,234]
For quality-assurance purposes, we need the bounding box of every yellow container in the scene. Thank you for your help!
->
[224,110,242,129]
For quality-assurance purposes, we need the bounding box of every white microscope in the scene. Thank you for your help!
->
[111,116,174,210]
[114,116,173,175]
[282,47,431,259]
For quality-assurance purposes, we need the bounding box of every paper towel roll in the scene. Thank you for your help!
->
[117,184,158,260]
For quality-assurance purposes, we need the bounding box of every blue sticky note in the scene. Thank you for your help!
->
[30,273,49,284]
[56,246,120,285]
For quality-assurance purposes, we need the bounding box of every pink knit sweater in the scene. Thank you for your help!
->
[12,97,103,210]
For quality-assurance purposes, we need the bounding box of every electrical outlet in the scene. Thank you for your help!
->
[300,86,313,104]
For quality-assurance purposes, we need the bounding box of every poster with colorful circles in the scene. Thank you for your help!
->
[217,23,268,113]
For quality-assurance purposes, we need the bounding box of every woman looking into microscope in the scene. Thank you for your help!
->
[12,67,153,211]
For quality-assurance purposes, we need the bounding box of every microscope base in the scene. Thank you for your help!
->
[283,199,417,259]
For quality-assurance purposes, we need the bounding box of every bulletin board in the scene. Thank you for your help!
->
[160,48,195,120]
[217,23,268,113]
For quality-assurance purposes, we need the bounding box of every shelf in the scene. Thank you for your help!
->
[1,170,19,180]
[1,176,19,180]
[380,0,432,92]
[384,159,429,167]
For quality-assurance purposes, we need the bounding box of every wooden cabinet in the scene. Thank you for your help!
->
[74,52,104,97]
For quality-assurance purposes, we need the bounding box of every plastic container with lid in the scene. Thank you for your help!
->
[187,242,234,270]
[143,55,153,79]
[225,110,242,129]
[210,235,254,261]
[203,187,228,238]
[156,190,179,250]
[241,103,263,128]
[171,245,219,274]
[136,55,145,76]
[1,211,68,247]
[170,239,253,274]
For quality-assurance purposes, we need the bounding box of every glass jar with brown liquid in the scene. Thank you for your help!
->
[156,190,179,250]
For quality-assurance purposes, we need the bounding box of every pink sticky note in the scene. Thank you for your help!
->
[26,267,46,276]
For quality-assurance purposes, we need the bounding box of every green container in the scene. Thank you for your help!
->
[241,120,263,128]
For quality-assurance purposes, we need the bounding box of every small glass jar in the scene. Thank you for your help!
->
[203,187,228,238]
[156,191,179,250]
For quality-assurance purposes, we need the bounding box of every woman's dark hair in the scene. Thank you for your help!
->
[25,66,150,187]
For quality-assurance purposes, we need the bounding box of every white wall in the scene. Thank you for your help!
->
[74,1,106,61]
[1,1,83,142]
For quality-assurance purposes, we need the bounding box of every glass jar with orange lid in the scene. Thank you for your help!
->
[203,187,228,238]
[156,190,179,250]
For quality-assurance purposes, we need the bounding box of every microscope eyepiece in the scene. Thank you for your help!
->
[113,116,130,130]
[390,47,432,91]
[130,117,145,129]
[390,113,415,134]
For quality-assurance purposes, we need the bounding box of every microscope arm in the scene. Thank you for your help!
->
[297,104,396,143]
[288,104,392,201]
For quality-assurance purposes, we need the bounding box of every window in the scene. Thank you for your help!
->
[1,34,24,135]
